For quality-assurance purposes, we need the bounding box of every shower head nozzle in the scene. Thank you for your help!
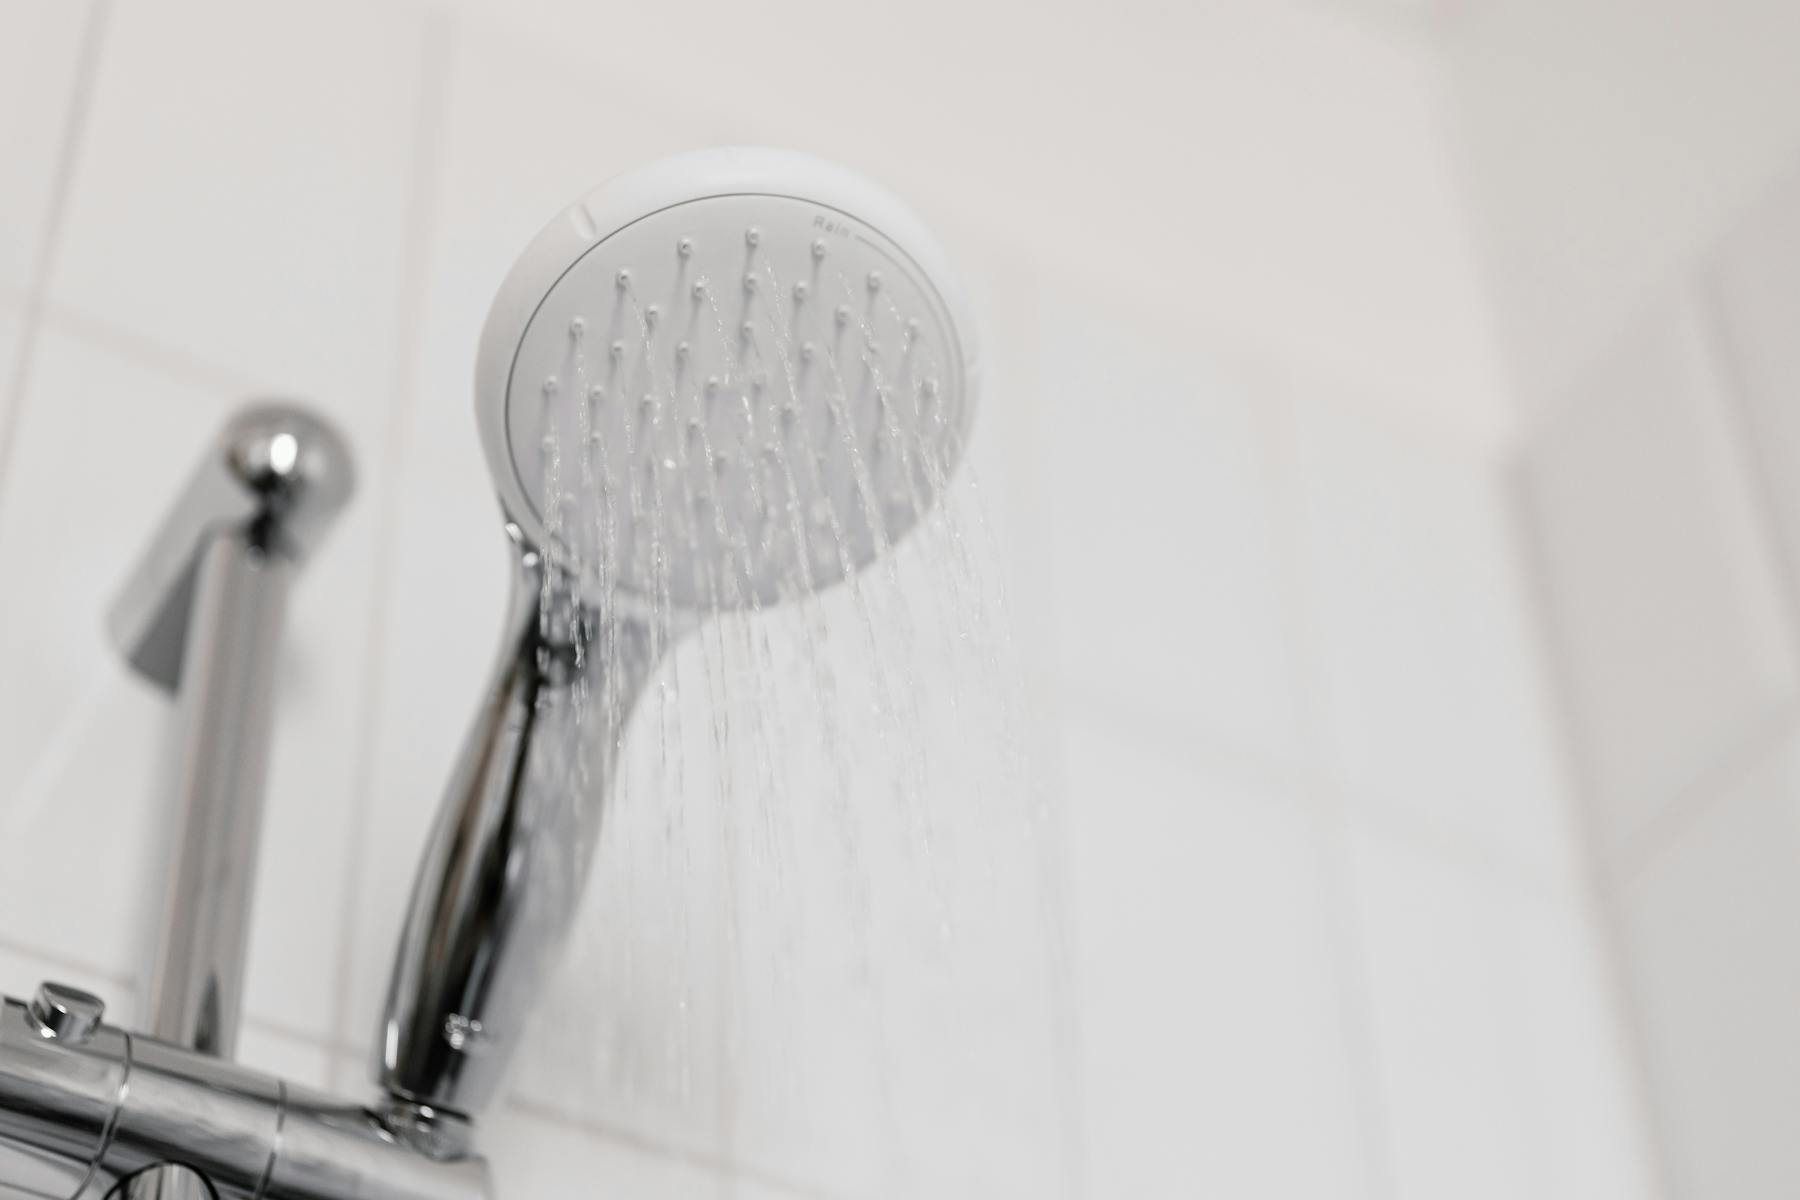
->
[476,147,981,612]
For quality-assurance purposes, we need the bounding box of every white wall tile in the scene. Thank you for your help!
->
[0,0,91,298]
[1038,305,1302,761]
[440,0,1510,433]
[1350,827,1655,1200]
[1520,299,1795,853]
[481,1106,734,1200]
[1618,729,1800,1200]
[0,326,385,1046]
[1444,0,1800,410]
[236,1023,336,1091]
[0,306,20,397]
[48,0,424,405]
[0,943,127,1014]
[0,331,232,978]
[1709,162,1800,604]
[1287,390,1575,875]
[1064,712,1370,1200]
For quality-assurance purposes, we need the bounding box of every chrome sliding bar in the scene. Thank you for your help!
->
[0,402,488,1200]
[107,404,353,1059]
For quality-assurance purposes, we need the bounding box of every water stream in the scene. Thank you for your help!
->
[502,225,1083,1197]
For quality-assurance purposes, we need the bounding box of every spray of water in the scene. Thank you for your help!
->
[475,169,1083,1196]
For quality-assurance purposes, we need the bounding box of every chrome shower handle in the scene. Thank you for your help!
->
[377,532,665,1123]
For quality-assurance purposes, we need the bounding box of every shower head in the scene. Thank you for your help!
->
[476,146,981,612]
[380,149,982,1128]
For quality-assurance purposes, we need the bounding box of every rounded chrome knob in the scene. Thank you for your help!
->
[29,981,106,1044]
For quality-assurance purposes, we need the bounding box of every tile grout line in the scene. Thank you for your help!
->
[37,300,276,397]
[324,0,459,1088]
[1593,264,1800,878]
[1570,272,1800,903]
[1500,450,1677,1200]
[0,936,131,991]
[1692,269,1800,687]
[1061,673,1587,896]
[0,0,113,524]
[1608,700,1800,883]
[1259,379,1398,1200]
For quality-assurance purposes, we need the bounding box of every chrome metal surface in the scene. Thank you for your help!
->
[28,985,105,1046]
[139,535,287,1059]
[378,533,666,1117]
[110,405,354,691]
[113,1163,213,1200]
[110,405,353,1060]
[0,400,492,1200]
[0,992,490,1200]
[0,996,127,1199]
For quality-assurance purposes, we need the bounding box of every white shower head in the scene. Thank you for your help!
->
[475,146,981,612]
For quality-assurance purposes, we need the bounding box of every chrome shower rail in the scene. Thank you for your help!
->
[109,403,353,1060]
[0,988,486,1200]
[0,403,489,1200]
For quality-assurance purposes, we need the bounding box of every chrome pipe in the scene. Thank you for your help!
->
[0,990,490,1200]
[141,533,288,1058]
[108,404,353,1059]
[0,400,491,1200]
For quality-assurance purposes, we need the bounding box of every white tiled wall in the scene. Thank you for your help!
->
[1513,110,1800,1200]
[1284,387,1575,879]
[1518,298,1796,860]
[0,0,90,302]
[5,0,1800,1197]
[1347,828,1652,1200]
[1617,732,1800,1200]
[1063,716,1368,1200]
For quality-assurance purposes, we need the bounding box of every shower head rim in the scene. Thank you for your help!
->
[474,146,983,602]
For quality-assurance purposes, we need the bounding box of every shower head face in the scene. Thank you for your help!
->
[478,149,979,615]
